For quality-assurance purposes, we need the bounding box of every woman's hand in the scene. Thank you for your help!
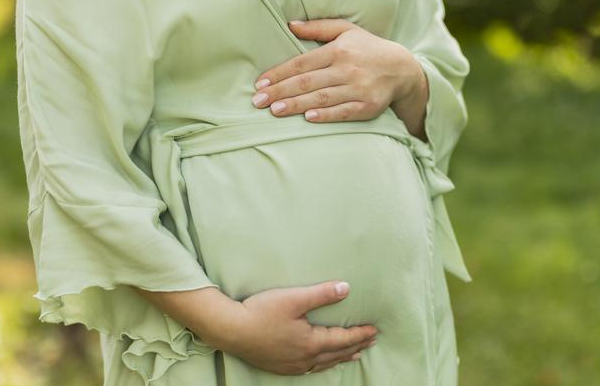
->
[252,18,429,140]
[230,280,379,375]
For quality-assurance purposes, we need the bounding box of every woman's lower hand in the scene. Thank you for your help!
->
[251,18,428,137]
[215,281,379,375]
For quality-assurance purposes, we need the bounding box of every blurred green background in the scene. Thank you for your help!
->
[0,1,599,385]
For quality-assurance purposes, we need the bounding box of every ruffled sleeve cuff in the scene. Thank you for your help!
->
[28,194,220,385]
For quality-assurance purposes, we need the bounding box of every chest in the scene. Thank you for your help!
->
[149,0,402,58]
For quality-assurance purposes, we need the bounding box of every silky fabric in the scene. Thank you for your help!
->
[16,0,472,385]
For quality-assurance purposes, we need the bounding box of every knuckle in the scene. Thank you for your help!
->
[332,42,351,59]
[346,65,361,79]
[363,96,378,112]
[323,327,341,348]
[266,86,279,101]
[340,106,353,120]
[298,74,312,91]
[371,94,384,108]
[351,329,365,344]
[327,285,338,300]
[355,80,370,96]
[292,57,305,73]
[336,328,351,346]
[302,338,320,358]
[359,101,371,113]
[285,98,297,111]
[315,29,330,42]
[315,90,330,106]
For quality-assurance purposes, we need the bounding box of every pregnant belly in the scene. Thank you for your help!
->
[181,133,435,332]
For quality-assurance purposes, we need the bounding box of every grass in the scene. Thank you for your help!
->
[445,41,600,386]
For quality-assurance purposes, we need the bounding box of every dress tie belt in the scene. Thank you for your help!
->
[172,113,455,198]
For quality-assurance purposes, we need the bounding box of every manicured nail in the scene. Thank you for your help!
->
[289,20,305,25]
[252,93,268,106]
[351,352,362,360]
[305,110,318,120]
[367,339,377,348]
[335,281,350,296]
[255,78,271,89]
[271,101,286,113]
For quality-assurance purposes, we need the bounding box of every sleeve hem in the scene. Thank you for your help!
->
[35,283,221,386]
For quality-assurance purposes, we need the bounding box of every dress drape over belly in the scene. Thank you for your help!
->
[16,0,472,385]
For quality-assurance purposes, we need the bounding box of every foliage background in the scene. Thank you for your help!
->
[0,0,599,385]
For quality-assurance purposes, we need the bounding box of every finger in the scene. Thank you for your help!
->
[287,281,350,316]
[313,337,376,364]
[312,324,378,352]
[256,67,347,110]
[255,43,335,89]
[288,19,360,43]
[270,85,359,117]
[309,351,362,374]
[304,100,375,123]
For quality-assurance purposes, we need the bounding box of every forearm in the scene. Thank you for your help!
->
[132,285,244,352]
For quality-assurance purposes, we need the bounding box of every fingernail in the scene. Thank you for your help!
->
[367,339,377,348]
[271,101,286,113]
[351,352,362,360]
[252,93,268,106]
[305,110,318,120]
[289,20,305,25]
[335,281,350,296]
[255,78,271,89]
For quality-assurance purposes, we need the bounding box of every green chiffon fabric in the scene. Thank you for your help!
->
[16,0,472,385]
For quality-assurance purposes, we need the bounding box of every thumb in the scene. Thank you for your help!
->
[287,280,350,316]
[288,19,358,42]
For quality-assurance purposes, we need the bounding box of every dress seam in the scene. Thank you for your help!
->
[415,152,440,386]
[424,195,440,386]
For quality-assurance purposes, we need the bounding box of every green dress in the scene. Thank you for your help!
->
[16,0,472,385]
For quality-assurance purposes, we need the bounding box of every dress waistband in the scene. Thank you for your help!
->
[170,112,455,198]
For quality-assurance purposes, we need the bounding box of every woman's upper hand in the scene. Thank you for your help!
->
[251,19,426,125]
[217,281,379,375]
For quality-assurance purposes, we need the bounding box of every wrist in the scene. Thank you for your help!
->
[189,287,246,352]
[389,48,429,141]
[391,45,426,104]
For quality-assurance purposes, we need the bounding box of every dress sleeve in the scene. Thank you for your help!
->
[391,0,470,175]
[16,0,220,382]
[389,0,473,282]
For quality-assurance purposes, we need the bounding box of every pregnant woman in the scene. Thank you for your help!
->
[16,0,472,385]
